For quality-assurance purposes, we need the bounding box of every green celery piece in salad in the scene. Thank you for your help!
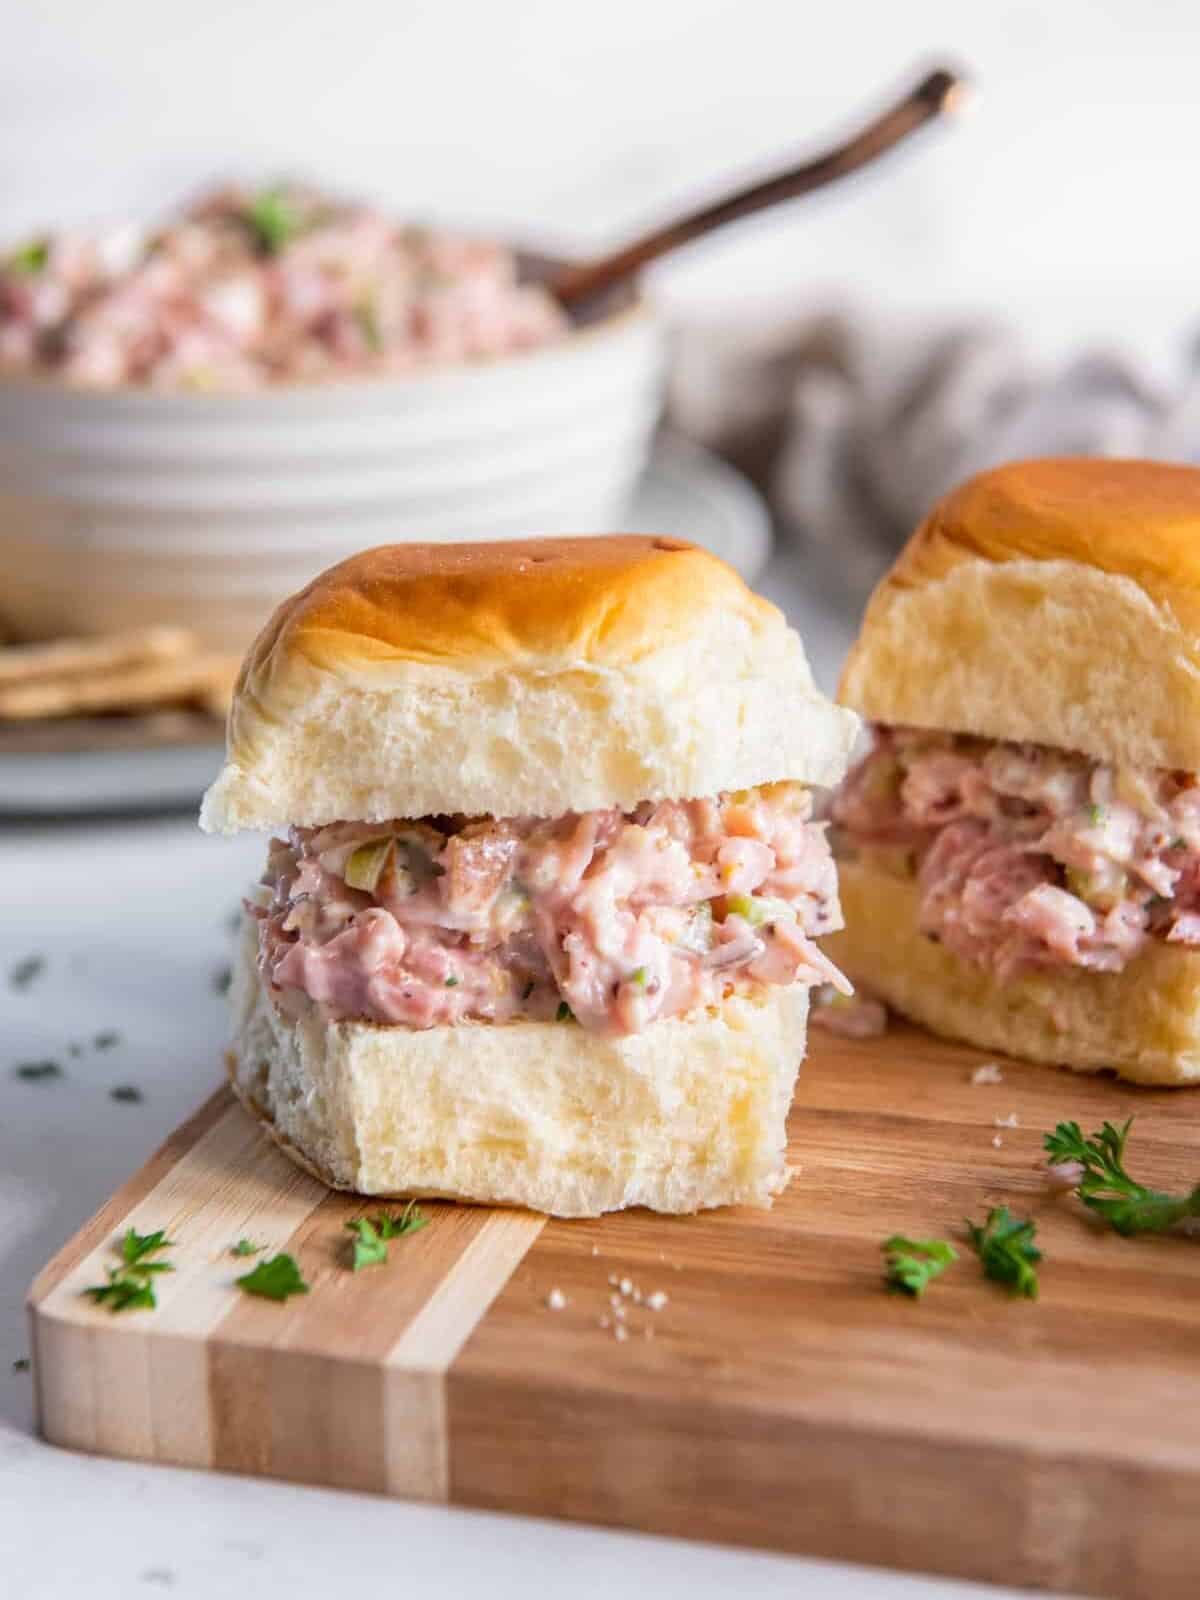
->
[344,837,394,894]
[7,238,49,275]
[725,893,797,927]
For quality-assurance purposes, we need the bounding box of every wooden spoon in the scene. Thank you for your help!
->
[551,67,966,313]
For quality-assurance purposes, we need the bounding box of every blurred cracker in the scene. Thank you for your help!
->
[0,652,236,720]
[0,625,198,687]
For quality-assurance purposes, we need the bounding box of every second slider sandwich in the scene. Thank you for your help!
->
[201,536,859,1214]
[830,457,1200,1085]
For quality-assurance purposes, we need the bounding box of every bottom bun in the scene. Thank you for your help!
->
[227,922,810,1216]
[826,858,1200,1086]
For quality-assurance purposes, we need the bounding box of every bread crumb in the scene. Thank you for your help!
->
[619,1276,633,1295]
[646,1290,668,1311]
[614,1323,628,1343]
[609,1292,622,1310]
[992,1135,1003,1149]
[994,1112,1019,1129]
[590,1244,599,1256]
[613,1303,627,1321]
[546,1287,567,1311]
[971,1063,1004,1085]
[607,1272,619,1287]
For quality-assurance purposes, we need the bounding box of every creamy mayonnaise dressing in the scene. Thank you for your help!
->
[0,184,566,390]
[834,727,1200,979]
[255,784,848,1036]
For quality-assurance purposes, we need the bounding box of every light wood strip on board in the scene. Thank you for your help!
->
[31,1094,327,1467]
[30,1087,546,1497]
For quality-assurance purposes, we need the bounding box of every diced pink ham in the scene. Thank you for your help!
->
[834,726,1200,978]
[256,783,845,1037]
[0,183,567,391]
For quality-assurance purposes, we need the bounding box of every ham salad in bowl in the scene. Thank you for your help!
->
[0,184,567,390]
[0,184,662,650]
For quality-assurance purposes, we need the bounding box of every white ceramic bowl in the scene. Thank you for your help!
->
[0,297,663,650]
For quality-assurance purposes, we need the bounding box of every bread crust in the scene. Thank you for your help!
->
[839,458,1200,771]
[225,920,811,1215]
[201,535,858,832]
[826,856,1200,1086]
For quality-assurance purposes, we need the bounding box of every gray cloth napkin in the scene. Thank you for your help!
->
[668,306,1200,600]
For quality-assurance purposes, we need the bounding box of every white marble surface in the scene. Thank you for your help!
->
[0,552,1049,1600]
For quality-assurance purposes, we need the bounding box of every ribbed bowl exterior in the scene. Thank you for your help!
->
[0,306,663,649]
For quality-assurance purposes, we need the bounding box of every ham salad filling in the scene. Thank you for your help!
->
[834,727,1200,980]
[0,183,566,390]
[254,783,848,1037]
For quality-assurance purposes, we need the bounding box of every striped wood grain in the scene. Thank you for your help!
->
[27,1024,1200,1598]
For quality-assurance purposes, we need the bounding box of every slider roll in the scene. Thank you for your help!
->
[830,458,1200,1085]
[203,535,860,1213]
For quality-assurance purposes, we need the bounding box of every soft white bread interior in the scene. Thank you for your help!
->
[227,919,810,1215]
[838,458,1200,772]
[201,535,858,833]
[826,857,1200,1086]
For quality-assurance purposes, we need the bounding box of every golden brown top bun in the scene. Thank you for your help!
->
[201,535,858,832]
[839,458,1200,771]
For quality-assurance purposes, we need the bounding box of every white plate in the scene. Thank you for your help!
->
[0,439,772,816]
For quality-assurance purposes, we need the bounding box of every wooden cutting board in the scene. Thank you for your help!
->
[27,1023,1200,1598]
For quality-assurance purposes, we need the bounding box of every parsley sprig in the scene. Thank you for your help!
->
[1044,1117,1200,1236]
[882,1236,957,1297]
[965,1206,1041,1298]
[83,1227,175,1313]
[346,1201,429,1271]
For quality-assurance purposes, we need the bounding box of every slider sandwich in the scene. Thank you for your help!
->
[829,458,1200,1084]
[201,536,859,1214]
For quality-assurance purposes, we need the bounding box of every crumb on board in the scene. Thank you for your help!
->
[646,1290,668,1311]
[546,1287,567,1311]
[971,1062,1004,1085]
[994,1113,1020,1129]
[992,1135,1003,1149]
[614,1323,628,1343]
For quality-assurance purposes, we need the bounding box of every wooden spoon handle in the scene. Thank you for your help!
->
[552,66,966,309]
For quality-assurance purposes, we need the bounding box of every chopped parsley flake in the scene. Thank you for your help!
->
[14,1060,63,1082]
[965,1206,1041,1298]
[83,1228,175,1314]
[235,1252,309,1301]
[882,1235,957,1297]
[346,1201,429,1270]
[7,239,48,275]
[9,955,45,990]
[241,187,301,256]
